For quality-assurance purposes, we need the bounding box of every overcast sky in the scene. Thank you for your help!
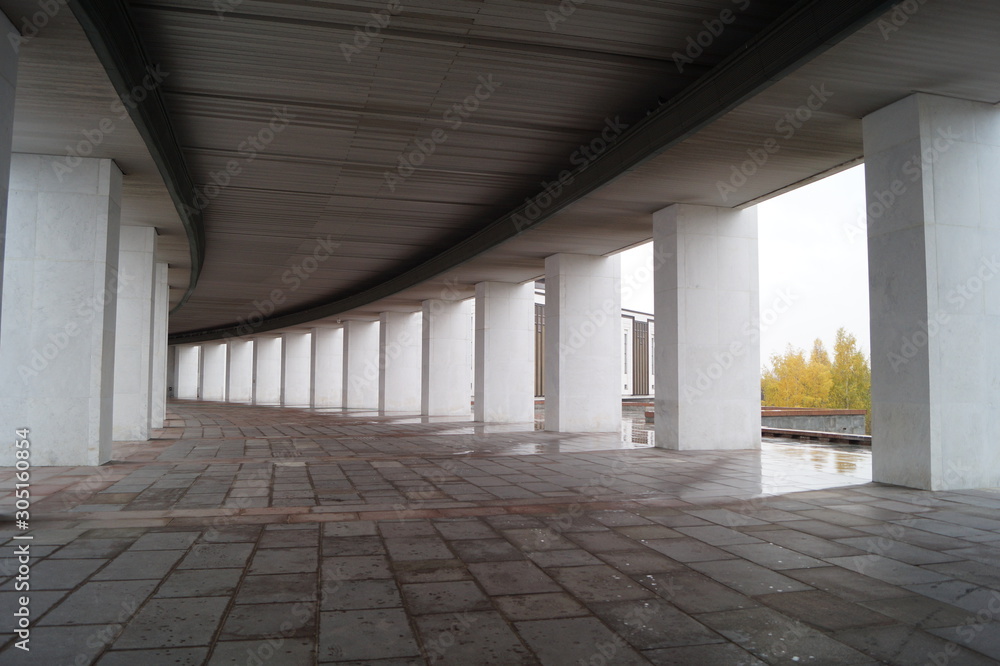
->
[620,164,870,368]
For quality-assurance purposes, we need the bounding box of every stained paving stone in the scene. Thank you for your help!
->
[219,601,316,639]
[320,579,402,611]
[637,571,758,614]
[128,531,201,551]
[113,597,230,648]
[781,566,912,602]
[548,564,655,603]
[720,542,828,570]
[92,550,185,581]
[322,536,385,556]
[698,607,873,665]
[687,559,814,596]
[858,595,979,628]
[4,557,104,590]
[96,647,209,665]
[755,590,897,631]
[433,519,499,540]
[824,554,952,586]
[208,638,315,665]
[37,579,158,626]
[236,573,318,604]
[449,538,525,562]
[415,611,534,665]
[249,547,318,574]
[642,643,767,665]
[401,580,491,614]
[0,624,120,664]
[596,549,685,575]
[158,568,243,598]
[319,608,420,661]
[177,542,255,569]
[383,536,453,561]
[928,622,1000,661]
[834,624,999,666]
[641,537,736,563]
[527,548,603,568]
[467,560,561,596]
[47,538,134,559]
[590,598,723,649]
[515,617,649,665]
[493,592,590,620]
[745,528,868,558]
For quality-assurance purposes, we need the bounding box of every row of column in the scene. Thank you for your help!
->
[0,71,993,489]
[0,154,169,465]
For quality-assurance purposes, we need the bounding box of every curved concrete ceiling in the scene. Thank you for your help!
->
[6,1,1000,340]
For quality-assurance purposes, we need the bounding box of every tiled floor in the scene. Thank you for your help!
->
[0,401,998,665]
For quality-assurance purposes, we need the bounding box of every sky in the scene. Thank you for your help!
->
[620,164,870,368]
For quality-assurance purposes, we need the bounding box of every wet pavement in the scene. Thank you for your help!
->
[0,401,997,665]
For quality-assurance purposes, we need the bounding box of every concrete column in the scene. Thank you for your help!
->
[422,299,473,416]
[864,93,1000,490]
[343,320,379,409]
[200,342,228,402]
[150,262,169,429]
[379,311,422,412]
[253,336,282,406]
[168,345,177,398]
[0,14,18,333]
[112,226,157,441]
[311,326,344,408]
[281,331,312,407]
[543,254,621,432]
[227,338,254,404]
[175,344,201,400]
[0,156,122,465]
[653,204,761,451]
[474,282,535,423]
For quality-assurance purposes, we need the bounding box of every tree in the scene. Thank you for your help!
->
[761,329,872,433]
[829,327,871,431]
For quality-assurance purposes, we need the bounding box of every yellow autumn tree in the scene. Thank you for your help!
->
[762,339,833,408]
[762,329,872,433]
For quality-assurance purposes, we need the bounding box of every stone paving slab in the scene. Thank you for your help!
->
[0,401,996,664]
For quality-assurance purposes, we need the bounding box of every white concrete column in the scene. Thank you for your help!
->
[0,14,18,333]
[200,342,228,402]
[253,336,282,406]
[227,338,254,404]
[379,311,422,412]
[150,262,169,429]
[422,299,473,416]
[112,226,157,441]
[175,344,201,400]
[343,320,379,409]
[474,282,535,423]
[864,93,1000,490]
[281,331,312,407]
[653,204,761,451]
[0,156,122,466]
[311,326,344,408]
[543,254,621,432]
